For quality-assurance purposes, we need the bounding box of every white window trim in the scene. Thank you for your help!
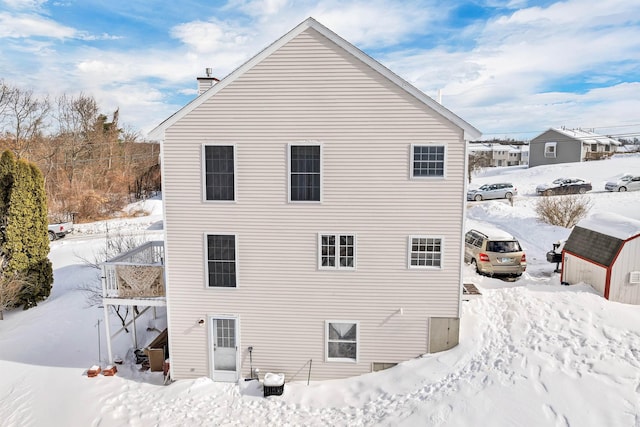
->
[317,233,357,270]
[410,143,447,180]
[287,142,323,203]
[325,320,359,363]
[544,142,557,158]
[204,232,239,289]
[408,235,444,269]
[202,143,237,203]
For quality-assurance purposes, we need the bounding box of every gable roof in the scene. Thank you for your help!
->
[547,128,622,146]
[563,213,640,266]
[564,226,623,267]
[148,17,481,141]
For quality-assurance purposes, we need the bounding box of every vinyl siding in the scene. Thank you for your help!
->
[609,238,640,304]
[162,28,467,380]
[563,253,607,295]
[529,130,583,167]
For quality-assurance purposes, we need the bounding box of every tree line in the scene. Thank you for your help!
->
[0,79,161,316]
[0,80,161,222]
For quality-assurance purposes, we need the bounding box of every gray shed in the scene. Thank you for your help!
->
[529,128,620,167]
[561,213,640,304]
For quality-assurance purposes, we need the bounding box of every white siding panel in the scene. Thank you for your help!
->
[609,238,640,304]
[163,28,467,380]
[563,254,607,296]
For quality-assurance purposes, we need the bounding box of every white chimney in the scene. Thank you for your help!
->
[197,68,219,95]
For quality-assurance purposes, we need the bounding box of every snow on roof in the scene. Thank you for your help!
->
[576,212,640,240]
[468,222,515,240]
[551,128,622,146]
[468,143,525,153]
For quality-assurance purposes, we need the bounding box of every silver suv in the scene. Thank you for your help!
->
[467,183,517,201]
[464,229,526,277]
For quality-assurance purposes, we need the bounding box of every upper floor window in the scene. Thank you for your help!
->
[544,142,556,158]
[412,145,445,178]
[409,236,442,268]
[204,145,235,201]
[290,144,321,202]
[319,234,356,269]
[206,234,237,287]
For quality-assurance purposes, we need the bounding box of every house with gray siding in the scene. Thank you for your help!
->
[529,128,620,167]
[149,18,481,382]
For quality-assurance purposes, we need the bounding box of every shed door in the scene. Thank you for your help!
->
[211,317,238,382]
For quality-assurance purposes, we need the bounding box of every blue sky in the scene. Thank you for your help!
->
[1,0,639,140]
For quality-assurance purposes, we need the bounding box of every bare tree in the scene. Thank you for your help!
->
[468,151,491,183]
[54,93,100,185]
[535,195,593,228]
[0,84,50,159]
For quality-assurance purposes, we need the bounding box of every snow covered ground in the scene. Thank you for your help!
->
[1,155,639,426]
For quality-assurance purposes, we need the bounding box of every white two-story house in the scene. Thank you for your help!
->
[149,18,481,382]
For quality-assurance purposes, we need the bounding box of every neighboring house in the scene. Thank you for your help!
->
[149,17,481,382]
[529,128,621,167]
[468,143,527,167]
[561,213,640,305]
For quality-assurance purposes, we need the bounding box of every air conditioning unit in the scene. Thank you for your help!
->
[630,271,640,284]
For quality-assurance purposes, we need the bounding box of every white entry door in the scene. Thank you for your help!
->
[211,317,239,382]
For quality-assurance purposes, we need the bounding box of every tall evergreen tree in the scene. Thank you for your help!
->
[0,150,52,308]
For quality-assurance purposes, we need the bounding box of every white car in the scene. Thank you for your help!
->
[466,183,517,201]
[604,174,640,192]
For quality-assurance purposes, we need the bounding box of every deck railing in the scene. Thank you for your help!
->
[101,241,165,299]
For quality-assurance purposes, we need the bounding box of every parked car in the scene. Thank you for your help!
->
[536,177,592,196]
[464,229,526,277]
[466,183,517,201]
[605,174,640,192]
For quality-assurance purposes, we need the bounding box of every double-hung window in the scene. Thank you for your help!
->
[206,234,237,287]
[319,234,356,269]
[544,142,556,158]
[204,145,235,201]
[409,236,442,268]
[412,145,445,178]
[326,321,358,361]
[289,144,321,201]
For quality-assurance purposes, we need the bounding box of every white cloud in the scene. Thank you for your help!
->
[2,0,47,10]
[309,1,440,48]
[233,0,290,17]
[0,12,76,38]
[170,19,252,54]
